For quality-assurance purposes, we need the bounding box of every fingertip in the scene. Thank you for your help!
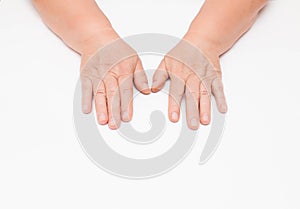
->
[136,81,151,95]
[169,111,179,123]
[151,87,160,93]
[97,112,108,125]
[141,88,151,95]
[108,120,120,130]
[121,111,132,122]
[82,104,91,114]
[189,118,199,130]
[151,66,168,93]
[200,114,210,125]
[218,103,228,113]
[211,78,227,114]
[151,79,165,93]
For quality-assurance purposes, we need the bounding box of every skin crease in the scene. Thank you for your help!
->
[32,0,268,130]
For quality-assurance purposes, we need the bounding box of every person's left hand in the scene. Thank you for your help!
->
[151,33,228,130]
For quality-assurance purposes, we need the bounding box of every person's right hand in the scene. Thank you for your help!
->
[80,29,150,130]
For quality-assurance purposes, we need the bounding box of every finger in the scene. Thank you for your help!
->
[134,59,150,95]
[95,81,108,125]
[212,78,228,113]
[151,59,169,93]
[104,74,121,130]
[185,76,200,130]
[81,76,93,114]
[199,82,211,125]
[118,74,133,122]
[168,73,185,123]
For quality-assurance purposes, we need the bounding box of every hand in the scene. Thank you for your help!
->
[80,29,150,130]
[151,33,227,130]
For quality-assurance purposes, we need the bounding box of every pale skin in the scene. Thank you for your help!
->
[32,0,267,130]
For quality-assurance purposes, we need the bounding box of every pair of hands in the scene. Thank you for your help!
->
[80,29,227,130]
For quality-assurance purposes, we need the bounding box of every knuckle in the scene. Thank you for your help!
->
[120,56,138,68]
[218,85,224,92]
[215,69,222,77]
[214,83,224,92]
[170,90,184,99]
[186,91,200,100]
[96,89,105,95]
[108,71,119,78]
[200,89,209,96]
[121,88,132,95]
[130,54,138,62]
[164,56,177,67]
[210,69,222,79]
[106,88,118,97]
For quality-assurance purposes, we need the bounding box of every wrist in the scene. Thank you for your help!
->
[75,27,120,55]
[183,30,222,69]
[183,30,222,58]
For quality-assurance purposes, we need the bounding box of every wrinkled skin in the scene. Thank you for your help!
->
[152,40,227,130]
[33,0,267,131]
[80,38,150,130]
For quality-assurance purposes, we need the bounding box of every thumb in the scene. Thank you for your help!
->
[134,58,151,95]
[151,59,169,93]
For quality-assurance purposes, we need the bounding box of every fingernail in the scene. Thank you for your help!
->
[202,114,209,123]
[82,105,89,113]
[142,82,149,90]
[142,83,151,94]
[99,113,106,121]
[221,104,227,113]
[109,119,117,129]
[191,118,198,127]
[122,111,129,121]
[151,87,159,93]
[171,112,178,121]
[109,118,115,125]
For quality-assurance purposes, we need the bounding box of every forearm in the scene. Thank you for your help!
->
[32,0,118,54]
[185,0,268,56]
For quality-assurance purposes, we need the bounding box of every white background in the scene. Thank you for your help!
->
[1,0,300,208]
